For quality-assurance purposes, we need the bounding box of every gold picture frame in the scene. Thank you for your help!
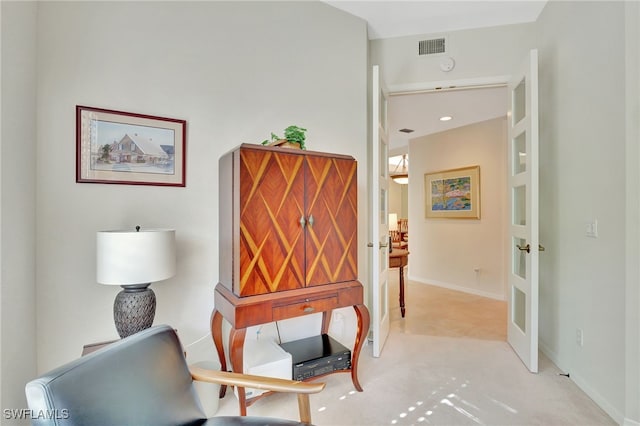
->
[424,165,480,219]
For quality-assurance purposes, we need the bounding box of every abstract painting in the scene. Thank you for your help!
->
[425,166,480,219]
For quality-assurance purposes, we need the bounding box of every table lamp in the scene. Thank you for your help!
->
[96,226,176,338]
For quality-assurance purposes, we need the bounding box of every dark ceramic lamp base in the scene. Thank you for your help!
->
[113,284,156,338]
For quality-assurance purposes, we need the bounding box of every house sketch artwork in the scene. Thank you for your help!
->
[431,176,472,211]
[92,120,175,175]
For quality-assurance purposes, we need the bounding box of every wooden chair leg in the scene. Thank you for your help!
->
[297,393,311,424]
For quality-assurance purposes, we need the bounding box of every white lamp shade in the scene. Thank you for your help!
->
[389,213,398,231]
[96,229,176,285]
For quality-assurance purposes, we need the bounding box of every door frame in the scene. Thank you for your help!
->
[387,75,511,96]
[370,72,539,365]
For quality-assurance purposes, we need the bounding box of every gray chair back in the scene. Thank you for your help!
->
[25,325,206,426]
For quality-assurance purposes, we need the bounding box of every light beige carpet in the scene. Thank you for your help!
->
[215,278,616,425]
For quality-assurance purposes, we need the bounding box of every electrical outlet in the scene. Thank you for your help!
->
[576,328,584,347]
[586,220,598,238]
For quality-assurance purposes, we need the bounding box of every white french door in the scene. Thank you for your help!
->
[507,49,540,373]
[369,65,390,358]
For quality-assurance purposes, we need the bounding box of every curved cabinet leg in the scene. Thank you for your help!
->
[210,309,226,398]
[351,303,370,392]
[230,327,247,415]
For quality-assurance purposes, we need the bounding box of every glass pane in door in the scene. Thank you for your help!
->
[513,237,527,279]
[380,89,387,131]
[513,186,526,226]
[513,286,527,333]
[513,78,526,125]
[380,188,387,225]
[380,280,388,318]
[513,131,527,174]
[378,249,388,315]
[379,136,388,179]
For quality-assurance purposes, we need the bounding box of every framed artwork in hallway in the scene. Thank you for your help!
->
[424,165,480,219]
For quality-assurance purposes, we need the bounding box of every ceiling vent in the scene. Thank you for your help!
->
[418,37,446,56]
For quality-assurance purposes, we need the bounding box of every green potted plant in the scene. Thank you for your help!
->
[262,125,307,150]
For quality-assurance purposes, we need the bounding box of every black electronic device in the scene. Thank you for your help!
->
[279,334,351,381]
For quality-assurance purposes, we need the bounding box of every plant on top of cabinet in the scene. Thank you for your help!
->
[262,125,307,150]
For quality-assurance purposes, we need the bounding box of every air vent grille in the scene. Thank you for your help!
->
[418,38,446,55]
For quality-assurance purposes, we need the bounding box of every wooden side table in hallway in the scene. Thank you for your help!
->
[389,249,409,317]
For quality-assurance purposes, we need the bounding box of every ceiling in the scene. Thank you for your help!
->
[325,1,546,164]
[326,1,547,40]
[388,86,507,153]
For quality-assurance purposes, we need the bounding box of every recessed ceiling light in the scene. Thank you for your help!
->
[440,116,452,122]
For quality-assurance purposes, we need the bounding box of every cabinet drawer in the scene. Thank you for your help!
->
[272,296,338,320]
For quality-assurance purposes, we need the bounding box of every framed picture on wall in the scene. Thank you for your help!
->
[76,105,186,186]
[424,165,480,219]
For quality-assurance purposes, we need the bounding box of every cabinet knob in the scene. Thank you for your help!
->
[308,215,314,227]
[299,215,306,228]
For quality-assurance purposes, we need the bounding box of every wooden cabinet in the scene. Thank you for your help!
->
[219,144,358,297]
[213,144,369,415]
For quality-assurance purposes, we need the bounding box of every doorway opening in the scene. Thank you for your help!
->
[386,84,509,342]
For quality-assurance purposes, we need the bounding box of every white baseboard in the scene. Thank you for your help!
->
[569,371,625,425]
[541,341,626,425]
[409,276,505,301]
[540,328,628,425]
[624,417,640,426]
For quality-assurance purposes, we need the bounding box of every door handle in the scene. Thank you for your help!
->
[300,215,314,228]
[517,244,545,253]
[368,241,390,249]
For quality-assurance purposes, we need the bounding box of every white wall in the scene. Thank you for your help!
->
[536,1,633,423]
[389,180,407,219]
[624,2,640,423]
[408,117,507,299]
[33,0,368,376]
[0,1,38,418]
[370,22,536,91]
